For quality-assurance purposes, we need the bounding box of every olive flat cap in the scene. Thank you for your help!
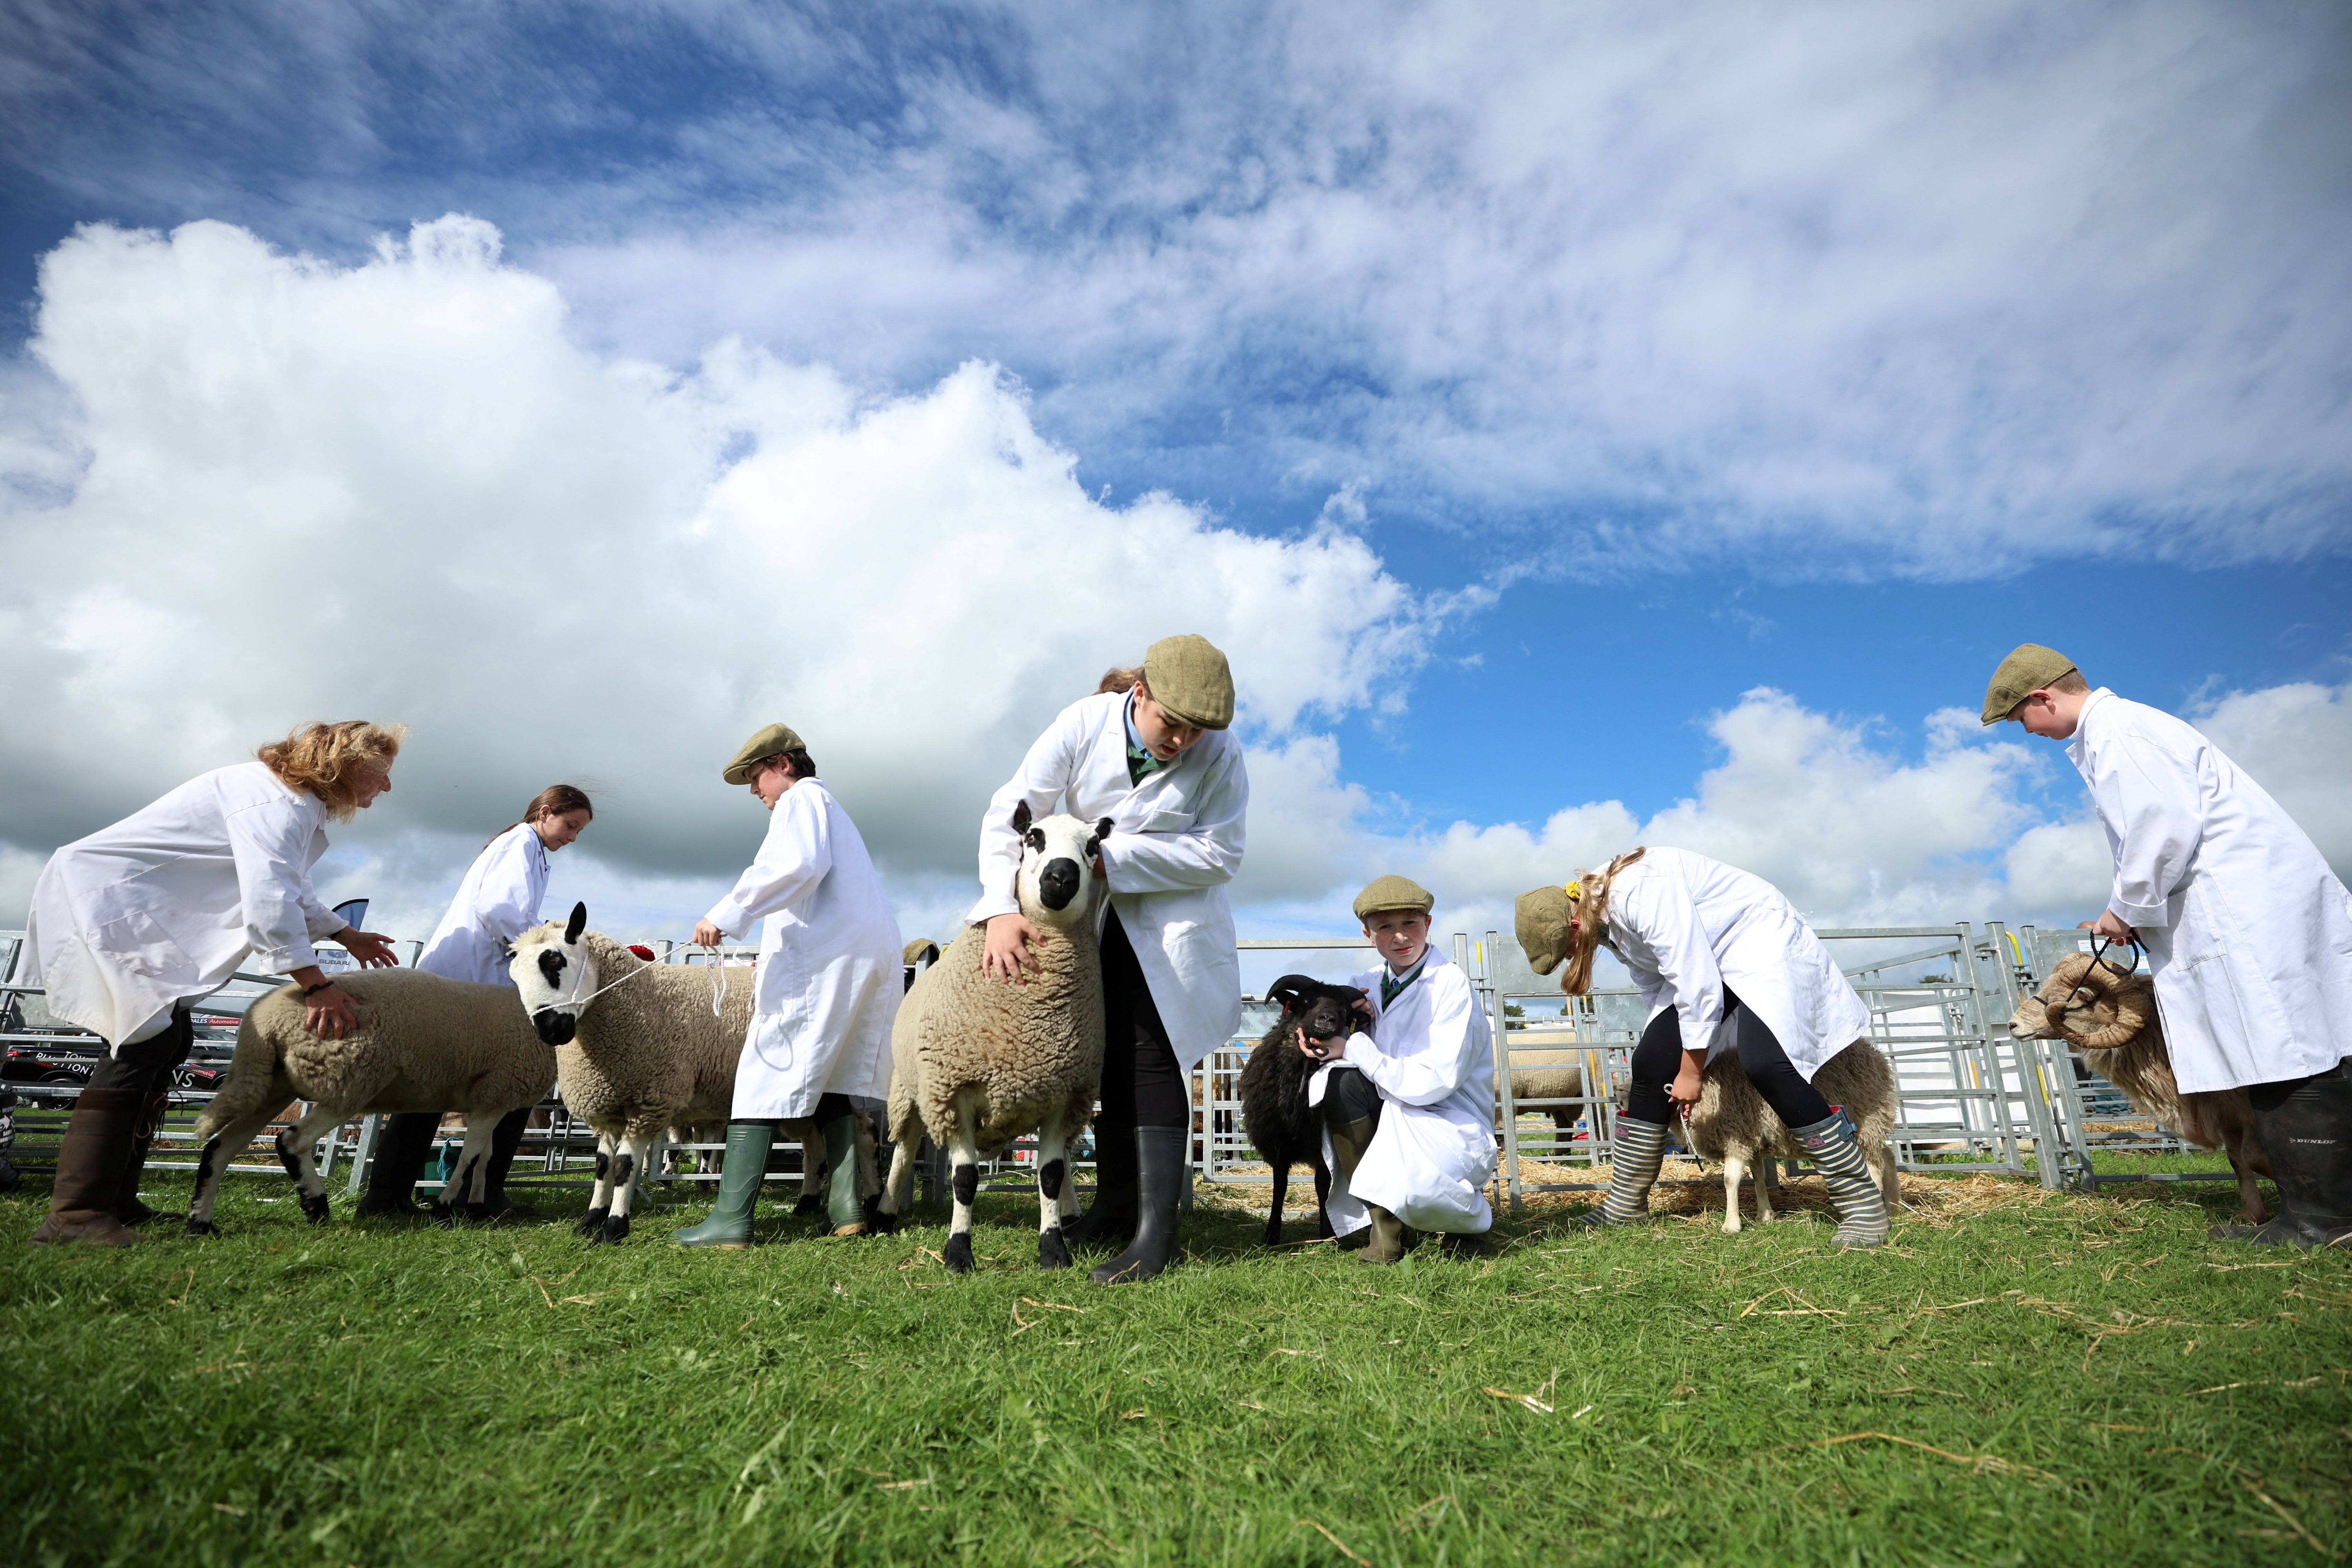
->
[722,722,806,785]
[1980,643,2078,726]
[1353,874,1434,920]
[1515,884,1576,975]
[1143,633,1234,730]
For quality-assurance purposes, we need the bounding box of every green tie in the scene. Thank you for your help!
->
[1380,956,1428,1010]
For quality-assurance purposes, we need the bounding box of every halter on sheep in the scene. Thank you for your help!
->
[877,804,1113,1272]
[509,906,866,1244]
[2009,951,2270,1223]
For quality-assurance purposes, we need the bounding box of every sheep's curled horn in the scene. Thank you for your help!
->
[2051,953,2148,1051]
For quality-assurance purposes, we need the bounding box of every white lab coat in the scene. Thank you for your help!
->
[24,762,347,1049]
[1312,957,1497,1236]
[1601,847,1871,1080]
[704,780,904,1118]
[2067,688,2352,1093]
[968,690,1248,1070]
[416,824,549,986]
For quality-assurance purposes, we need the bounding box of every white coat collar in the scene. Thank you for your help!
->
[2065,687,2118,768]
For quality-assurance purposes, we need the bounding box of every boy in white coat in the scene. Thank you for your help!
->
[1984,643,2352,1248]
[675,724,904,1247]
[976,634,1248,1285]
[1298,876,1497,1263]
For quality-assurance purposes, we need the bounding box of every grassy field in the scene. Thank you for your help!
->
[4,1158,2347,1568]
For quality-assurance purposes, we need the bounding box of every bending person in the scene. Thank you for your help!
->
[25,721,406,1246]
[675,724,903,1248]
[976,635,1248,1286]
[358,784,593,1221]
[1983,643,2352,1248]
[1515,846,1890,1247]
[1298,876,1497,1264]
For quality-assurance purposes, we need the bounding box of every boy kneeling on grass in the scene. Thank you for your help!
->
[1296,876,1497,1263]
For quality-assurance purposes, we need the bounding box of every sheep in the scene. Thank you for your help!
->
[509,904,877,1245]
[877,804,1112,1273]
[1500,1059,1598,1152]
[185,971,555,1235]
[1238,975,1369,1244]
[1679,1039,1902,1233]
[2008,950,2269,1223]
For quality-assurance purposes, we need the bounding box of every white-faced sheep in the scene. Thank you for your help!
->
[2009,951,2269,1223]
[877,804,1111,1273]
[509,904,876,1244]
[1681,1039,1902,1233]
[1501,1059,1599,1153]
[186,971,555,1235]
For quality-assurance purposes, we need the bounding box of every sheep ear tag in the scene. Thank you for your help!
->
[564,902,588,946]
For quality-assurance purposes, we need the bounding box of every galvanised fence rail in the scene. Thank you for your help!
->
[0,922,2233,1215]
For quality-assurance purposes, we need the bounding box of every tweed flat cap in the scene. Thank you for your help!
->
[1353,874,1435,921]
[1980,643,2078,726]
[1143,634,1234,730]
[1515,884,1575,975]
[722,722,807,785]
[902,938,941,967]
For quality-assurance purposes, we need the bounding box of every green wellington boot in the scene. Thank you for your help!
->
[2209,1066,2352,1249]
[1571,1116,1668,1227]
[821,1114,868,1236]
[1327,1111,1406,1263]
[673,1121,776,1249]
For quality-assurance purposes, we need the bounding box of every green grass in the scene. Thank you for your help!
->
[4,1166,2347,1567]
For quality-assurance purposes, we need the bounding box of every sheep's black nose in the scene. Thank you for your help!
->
[1038,857,1082,911]
[534,1009,576,1046]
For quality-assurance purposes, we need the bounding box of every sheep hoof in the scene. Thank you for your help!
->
[1261,1221,1283,1246]
[430,1203,460,1227]
[300,1193,331,1225]
[942,1232,975,1274]
[595,1213,630,1245]
[185,1219,216,1238]
[1038,1228,1072,1270]
[572,1207,609,1238]
[869,1207,899,1236]
[792,1194,822,1217]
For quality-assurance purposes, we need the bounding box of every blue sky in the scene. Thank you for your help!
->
[2,1,2347,951]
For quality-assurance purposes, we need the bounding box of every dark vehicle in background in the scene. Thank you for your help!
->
[2,1041,102,1085]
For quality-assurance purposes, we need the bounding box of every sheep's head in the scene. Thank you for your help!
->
[2008,952,2153,1051]
[1011,800,1112,930]
[510,901,596,1045]
[1266,974,1369,1048]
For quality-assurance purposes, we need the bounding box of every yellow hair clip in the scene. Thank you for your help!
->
[1562,880,1582,900]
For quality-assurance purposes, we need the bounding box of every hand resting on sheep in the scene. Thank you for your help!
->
[185,970,555,1234]
[877,805,1112,1273]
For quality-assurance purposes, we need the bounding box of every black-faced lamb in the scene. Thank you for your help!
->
[2009,951,2269,1223]
[1681,1038,1902,1233]
[508,904,875,1244]
[185,971,555,1234]
[1238,974,1368,1244]
[877,804,1111,1273]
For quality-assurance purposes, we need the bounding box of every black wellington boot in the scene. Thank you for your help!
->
[1063,1119,1138,1247]
[2210,1063,2352,1249]
[477,1105,540,1223]
[356,1112,441,1221]
[1089,1128,1187,1285]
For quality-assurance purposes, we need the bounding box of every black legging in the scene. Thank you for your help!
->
[1098,908,1188,1131]
[1624,989,1831,1127]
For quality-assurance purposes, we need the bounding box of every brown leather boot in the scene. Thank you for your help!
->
[29,1088,146,1247]
[114,1090,184,1227]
